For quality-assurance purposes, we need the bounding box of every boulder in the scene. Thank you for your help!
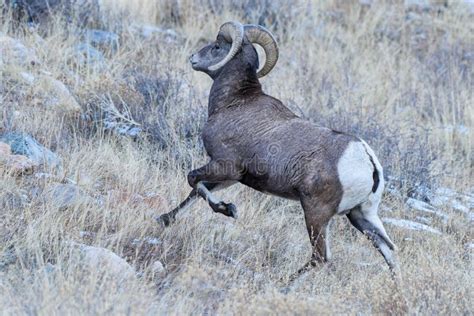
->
[0,141,37,175]
[0,133,62,170]
[44,183,91,210]
[0,33,39,67]
[8,71,81,115]
[4,155,38,175]
[70,242,136,282]
[36,75,82,114]
[4,0,102,27]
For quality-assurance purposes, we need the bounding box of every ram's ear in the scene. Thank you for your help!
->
[216,34,227,42]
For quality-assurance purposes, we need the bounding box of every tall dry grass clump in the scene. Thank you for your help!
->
[0,0,472,314]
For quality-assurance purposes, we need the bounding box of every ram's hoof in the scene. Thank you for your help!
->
[156,213,173,227]
[214,202,238,219]
[227,203,238,219]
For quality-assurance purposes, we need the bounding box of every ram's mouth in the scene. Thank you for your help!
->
[189,56,199,68]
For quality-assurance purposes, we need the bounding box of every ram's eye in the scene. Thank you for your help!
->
[214,44,220,50]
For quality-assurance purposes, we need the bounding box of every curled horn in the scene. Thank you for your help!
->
[244,24,279,78]
[208,21,244,72]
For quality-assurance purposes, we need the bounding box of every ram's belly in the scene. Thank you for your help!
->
[239,171,300,200]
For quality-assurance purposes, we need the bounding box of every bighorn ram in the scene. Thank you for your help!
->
[159,21,398,277]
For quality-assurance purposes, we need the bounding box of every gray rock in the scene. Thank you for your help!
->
[0,191,27,210]
[359,0,372,6]
[103,114,142,139]
[19,71,36,84]
[404,0,431,11]
[85,29,119,51]
[29,74,82,114]
[0,247,17,272]
[132,24,181,43]
[0,33,39,67]
[44,183,91,210]
[72,43,106,69]
[151,260,165,275]
[406,198,449,223]
[442,124,470,136]
[463,0,474,14]
[382,217,442,235]
[69,242,136,282]
[425,187,474,221]
[43,262,57,275]
[0,133,61,170]
[5,0,101,27]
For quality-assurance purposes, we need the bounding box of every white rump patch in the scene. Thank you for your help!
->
[337,141,376,213]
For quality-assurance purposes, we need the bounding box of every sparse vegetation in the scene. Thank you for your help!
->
[0,0,472,314]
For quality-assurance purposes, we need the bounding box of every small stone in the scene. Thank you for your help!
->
[0,142,11,158]
[19,72,36,84]
[151,260,165,275]
[0,247,17,272]
[142,193,169,211]
[43,263,56,274]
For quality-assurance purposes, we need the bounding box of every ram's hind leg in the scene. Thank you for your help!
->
[347,202,407,308]
[290,197,336,280]
[347,203,398,271]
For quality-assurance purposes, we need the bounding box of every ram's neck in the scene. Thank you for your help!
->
[208,64,262,116]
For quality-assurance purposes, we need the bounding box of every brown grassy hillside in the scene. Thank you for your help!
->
[0,0,472,314]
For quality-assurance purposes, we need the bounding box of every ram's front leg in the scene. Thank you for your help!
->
[188,160,242,218]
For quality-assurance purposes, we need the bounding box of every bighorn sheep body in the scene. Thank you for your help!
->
[159,21,398,277]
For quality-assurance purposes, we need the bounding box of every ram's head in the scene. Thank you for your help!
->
[189,21,279,79]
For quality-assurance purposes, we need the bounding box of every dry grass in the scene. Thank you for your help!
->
[0,0,473,314]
